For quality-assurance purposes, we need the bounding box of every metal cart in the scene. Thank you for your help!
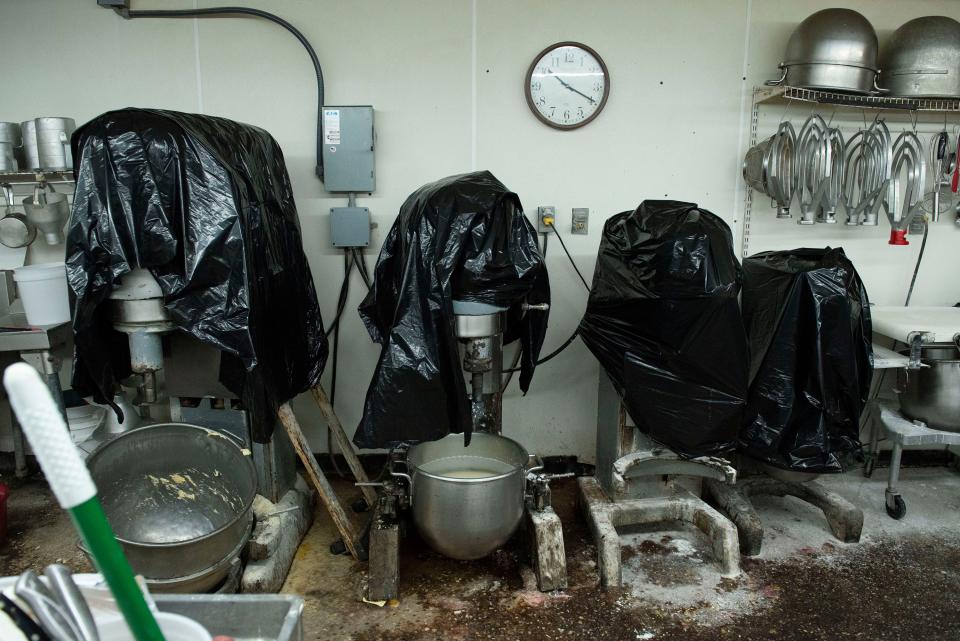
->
[867,306,960,519]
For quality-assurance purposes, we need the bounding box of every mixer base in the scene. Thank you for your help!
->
[577,476,740,590]
[703,474,863,556]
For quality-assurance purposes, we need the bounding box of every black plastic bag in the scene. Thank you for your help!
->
[354,171,549,449]
[67,109,327,442]
[739,248,873,473]
[579,200,747,457]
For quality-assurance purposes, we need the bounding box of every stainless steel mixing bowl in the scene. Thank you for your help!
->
[86,423,258,590]
[405,432,530,560]
[769,8,879,93]
[882,16,960,98]
[898,345,960,432]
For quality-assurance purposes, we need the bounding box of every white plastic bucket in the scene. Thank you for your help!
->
[13,262,70,326]
[97,612,212,641]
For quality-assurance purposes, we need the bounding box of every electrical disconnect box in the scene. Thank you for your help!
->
[322,106,375,193]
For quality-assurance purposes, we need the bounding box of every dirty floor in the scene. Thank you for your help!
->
[3,462,960,640]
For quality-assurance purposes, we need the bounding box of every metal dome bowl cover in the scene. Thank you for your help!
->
[882,16,960,98]
[768,8,880,94]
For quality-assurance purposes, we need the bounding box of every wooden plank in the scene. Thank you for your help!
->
[277,402,362,560]
[310,385,378,508]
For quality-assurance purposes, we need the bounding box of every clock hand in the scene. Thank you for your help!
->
[548,71,597,105]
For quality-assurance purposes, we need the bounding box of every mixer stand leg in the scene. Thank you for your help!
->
[525,505,567,592]
[366,500,400,602]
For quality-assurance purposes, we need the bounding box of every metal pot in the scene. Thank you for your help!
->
[86,423,258,590]
[882,17,960,98]
[0,123,21,173]
[897,345,960,432]
[33,117,75,171]
[768,8,880,94]
[20,120,39,171]
[401,432,531,560]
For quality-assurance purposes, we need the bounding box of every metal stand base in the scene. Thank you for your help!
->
[364,499,567,601]
[366,500,401,603]
[703,475,863,556]
[241,476,314,593]
[577,476,740,590]
[524,505,567,592]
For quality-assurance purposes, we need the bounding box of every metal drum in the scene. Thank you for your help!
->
[882,17,960,98]
[0,122,21,172]
[20,120,39,171]
[898,345,960,432]
[34,117,75,171]
[404,432,530,560]
[768,8,879,93]
[86,423,258,592]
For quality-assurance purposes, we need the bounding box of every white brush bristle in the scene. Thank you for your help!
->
[4,362,96,508]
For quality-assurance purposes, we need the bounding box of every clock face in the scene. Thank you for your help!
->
[525,42,610,130]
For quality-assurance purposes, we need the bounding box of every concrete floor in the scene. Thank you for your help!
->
[3,459,960,640]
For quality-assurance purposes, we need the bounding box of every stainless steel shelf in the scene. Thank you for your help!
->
[0,169,75,185]
[757,86,960,113]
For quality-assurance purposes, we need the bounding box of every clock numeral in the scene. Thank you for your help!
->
[551,56,559,66]
[563,110,571,120]
[531,81,541,91]
[564,50,575,63]
[537,96,546,106]
[577,107,585,118]
[549,107,555,116]
[593,82,603,92]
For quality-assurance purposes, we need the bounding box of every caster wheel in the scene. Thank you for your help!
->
[886,495,906,520]
[329,539,348,555]
[352,497,369,513]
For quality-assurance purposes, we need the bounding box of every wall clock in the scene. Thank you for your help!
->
[524,41,610,130]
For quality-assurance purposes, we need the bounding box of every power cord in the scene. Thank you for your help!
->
[120,5,326,178]
[547,220,591,292]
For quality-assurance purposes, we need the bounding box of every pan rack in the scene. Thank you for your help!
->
[740,86,960,258]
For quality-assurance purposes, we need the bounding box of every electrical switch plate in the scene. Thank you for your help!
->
[537,206,556,233]
[572,208,589,235]
[330,207,371,247]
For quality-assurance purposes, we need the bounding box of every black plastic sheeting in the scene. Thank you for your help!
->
[579,200,748,458]
[354,171,549,449]
[67,109,327,442]
[739,248,872,473]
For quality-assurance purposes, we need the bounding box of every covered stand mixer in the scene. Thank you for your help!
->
[356,171,566,600]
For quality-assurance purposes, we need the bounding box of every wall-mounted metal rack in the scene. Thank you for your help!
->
[740,87,960,258]
[756,86,960,113]
[0,170,75,187]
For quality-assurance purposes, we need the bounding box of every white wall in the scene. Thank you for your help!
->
[1,0,958,460]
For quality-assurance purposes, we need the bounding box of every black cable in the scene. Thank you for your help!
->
[548,222,590,292]
[904,219,929,306]
[124,5,325,178]
[327,250,351,478]
[324,253,354,338]
[352,248,373,290]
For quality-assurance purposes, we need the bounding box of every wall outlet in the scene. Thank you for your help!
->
[572,208,589,235]
[537,206,556,233]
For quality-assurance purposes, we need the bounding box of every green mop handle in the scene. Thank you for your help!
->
[4,363,166,641]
